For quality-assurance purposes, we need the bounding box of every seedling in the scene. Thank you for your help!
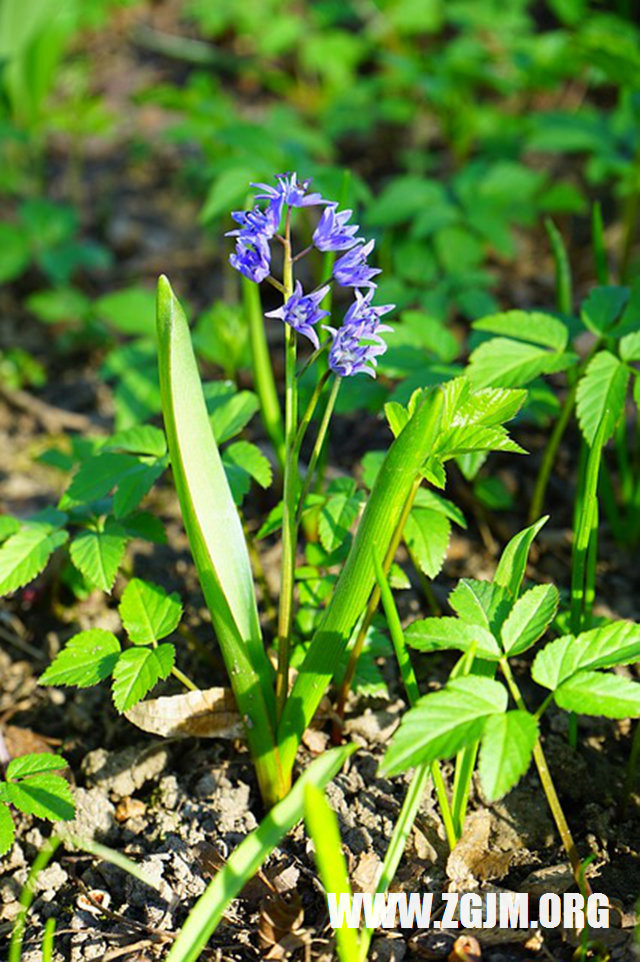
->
[0,753,74,857]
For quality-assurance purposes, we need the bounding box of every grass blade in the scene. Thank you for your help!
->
[165,744,355,962]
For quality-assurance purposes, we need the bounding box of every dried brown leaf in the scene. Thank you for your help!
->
[124,687,242,739]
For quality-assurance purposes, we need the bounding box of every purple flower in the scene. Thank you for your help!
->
[313,204,362,252]
[265,281,330,349]
[252,172,326,210]
[343,289,394,339]
[226,203,280,243]
[333,240,381,289]
[229,236,271,283]
[325,323,379,377]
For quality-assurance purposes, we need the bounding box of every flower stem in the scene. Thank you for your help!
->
[333,476,422,729]
[295,376,341,526]
[499,657,589,894]
[243,276,286,469]
[276,213,297,720]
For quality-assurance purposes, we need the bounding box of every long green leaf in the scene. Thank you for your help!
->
[165,745,355,962]
[157,276,281,802]
[304,784,361,962]
[278,388,444,774]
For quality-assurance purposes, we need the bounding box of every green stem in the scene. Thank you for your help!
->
[620,141,640,283]
[295,377,341,527]
[592,202,609,285]
[499,658,588,894]
[621,719,640,816]
[529,380,577,524]
[373,549,457,852]
[276,215,297,720]
[243,259,285,470]
[545,217,572,315]
[334,477,422,725]
[294,370,331,456]
[171,665,199,691]
[10,837,62,962]
[570,425,606,635]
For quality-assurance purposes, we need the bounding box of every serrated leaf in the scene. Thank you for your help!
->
[554,671,640,718]
[39,629,121,688]
[120,511,167,544]
[0,805,15,856]
[60,452,139,507]
[318,493,362,553]
[576,350,629,446]
[0,509,69,595]
[119,578,182,646]
[105,425,167,458]
[380,677,508,776]
[449,579,512,633]
[479,711,538,801]
[113,459,167,518]
[389,563,411,589]
[69,519,128,592]
[404,508,450,579]
[467,337,576,389]
[204,384,259,443]
[438,424,526,458]
[494,516,548,598]
[0,516,20,542]
[620,331,640,363]
[473,311,569,351]
[413,488,467,528]
[384,401,409,438]
[500,584,559,655]
[405,617,501,660]
[581,286,628,335]
[223,441,272,489]
[7,753,67,780]
[532,621,640,690]
[111,643,175,712]
[452,386,528,429]
[5,775,75,821]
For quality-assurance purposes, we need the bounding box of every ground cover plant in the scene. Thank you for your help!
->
[2,2,640,961]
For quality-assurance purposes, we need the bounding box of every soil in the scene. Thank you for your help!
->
[1,7,640,962]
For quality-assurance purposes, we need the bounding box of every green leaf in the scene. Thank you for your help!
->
[580,286,628,336]
[620,331,640,363]
[61,452,139,507]
[26,286,91,325]
[120,511,167,545]
[404,507,450,579]
[69,519,128,593]
[111,643,175,712]
[94,286,157,336]
[494,516,548,598]
[405,617,501,660]
[119,578,182,645]
[380,677,508,776]
[413,488,466,528]
[500,584,559,655]
[113,459,167,518]
[222,441,272,489]
[163,745,355,962]
[279,387,445,776]
[0,804,15,857]
[554,671,640,718]
[7,753,67,780]
[532,621,640,690]
[204,383,259,444]
[576,351,630,447]
[304,784,361,962]
[479,711,538,801]
[105,425,167,458]
[157,277,278,799]
[454,386,528,428]
[4,775,74,821]
[467,338,576,389]
[449,579,511,633]
[473,311,569,351]
[39,629,121,688]
[0,516,20,542]
[0,509,68,595]
[0,222,30,283]
[318,492,363,553]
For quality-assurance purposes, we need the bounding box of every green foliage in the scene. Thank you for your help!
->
[0,754,74,856]
[39,580,182,712]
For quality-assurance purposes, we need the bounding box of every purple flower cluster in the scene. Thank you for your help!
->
[227,172,393,376]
